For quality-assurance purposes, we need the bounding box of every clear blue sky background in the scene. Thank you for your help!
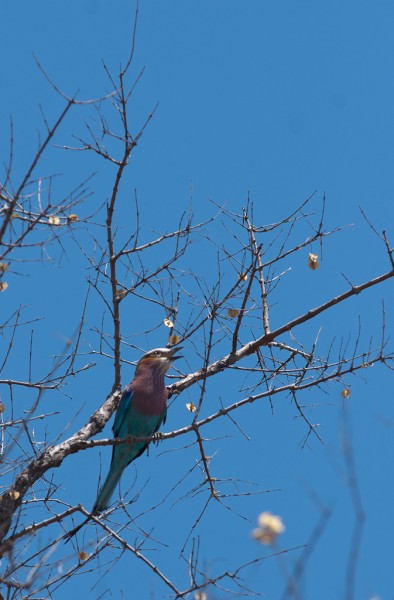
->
[1,1,394,599]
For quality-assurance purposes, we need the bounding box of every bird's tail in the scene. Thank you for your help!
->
[93,464,124,514]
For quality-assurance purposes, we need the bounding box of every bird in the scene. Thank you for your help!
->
[92,346,183,513]
[64,346,182,542]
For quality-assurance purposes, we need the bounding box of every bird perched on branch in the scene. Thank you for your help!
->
[93,346,183,513]
[65,346,182,541]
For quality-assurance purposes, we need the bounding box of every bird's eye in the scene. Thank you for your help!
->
[152,351,161,357]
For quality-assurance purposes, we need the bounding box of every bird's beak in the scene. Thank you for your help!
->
[168,346,183,361]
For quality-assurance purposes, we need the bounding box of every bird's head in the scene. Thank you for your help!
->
[136,346,183,374]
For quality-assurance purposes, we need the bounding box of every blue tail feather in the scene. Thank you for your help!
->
[93,463,124,513]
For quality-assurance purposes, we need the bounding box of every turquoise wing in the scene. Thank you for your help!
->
[93,389,166,512]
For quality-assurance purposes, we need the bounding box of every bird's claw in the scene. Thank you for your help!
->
[153,431,164,444]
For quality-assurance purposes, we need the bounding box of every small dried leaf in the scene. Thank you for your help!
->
[0,282,8,292]
[238,272,248,281]
[252,511,285,545]
[116,289,127,299]
[308,252,319,270]
[258,511,285,532]
[194,593,207,600]
[9,491,20,500]
[186,402,196,412]
[164,317,174,328]
[169,334,180,345]
[67,213,78,223]
[227,308,239,318]
[48,215,60,226]
[0,403,5,414]
[341,388,351,399]
[0,262,8,272]
[11,213,18,219]
[78,551,89,561]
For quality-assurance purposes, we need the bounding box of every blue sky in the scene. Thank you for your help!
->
[1,1,394,599]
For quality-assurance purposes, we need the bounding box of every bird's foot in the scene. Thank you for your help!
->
[153,431,164,444]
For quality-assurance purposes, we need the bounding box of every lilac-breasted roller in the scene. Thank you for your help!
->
[92,346,182,513]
